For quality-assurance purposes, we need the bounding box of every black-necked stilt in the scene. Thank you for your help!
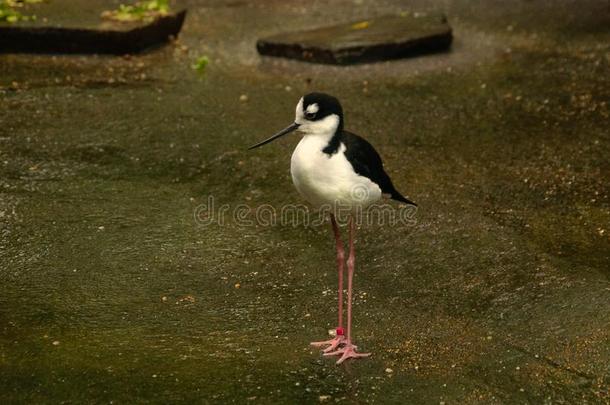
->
[249,92,416,364]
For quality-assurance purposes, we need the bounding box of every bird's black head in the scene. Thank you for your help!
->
[248,92,344,150]
[300,92,343,124]
[294,92,344,136]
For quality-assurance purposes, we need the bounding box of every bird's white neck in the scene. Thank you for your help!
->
[297,114,340,142]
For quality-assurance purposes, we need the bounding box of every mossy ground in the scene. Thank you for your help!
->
[1,0,608,403]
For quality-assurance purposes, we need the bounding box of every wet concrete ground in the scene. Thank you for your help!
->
[1,0,609,403]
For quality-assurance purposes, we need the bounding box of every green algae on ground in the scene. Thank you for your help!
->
[0,0,42,22]
[192,55,209,73]
[101,0,169,22]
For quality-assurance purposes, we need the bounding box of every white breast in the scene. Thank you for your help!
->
[290,135,382,210]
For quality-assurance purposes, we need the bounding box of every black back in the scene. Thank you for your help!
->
[328,131,416,206]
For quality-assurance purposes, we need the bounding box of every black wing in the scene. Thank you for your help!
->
[341,131,416,206]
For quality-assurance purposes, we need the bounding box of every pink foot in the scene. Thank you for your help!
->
[324,343,371,364]
[310,335,346,353]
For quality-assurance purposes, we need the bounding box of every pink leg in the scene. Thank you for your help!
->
[324,216,371,364]
[332,214,345,331]
[311,214,346,351]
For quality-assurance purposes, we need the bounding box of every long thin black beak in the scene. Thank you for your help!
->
[248,123,300,150]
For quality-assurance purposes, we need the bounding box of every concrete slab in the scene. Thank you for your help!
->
[0,10,186,54]
[257,12,452,65]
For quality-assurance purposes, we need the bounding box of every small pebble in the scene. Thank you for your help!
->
[239,94,248,102]
[385,368,393,374]
[52,341,60,346]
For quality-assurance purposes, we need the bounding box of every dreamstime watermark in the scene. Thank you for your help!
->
[193,196,417,227]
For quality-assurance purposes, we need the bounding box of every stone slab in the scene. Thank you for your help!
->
[257,12,452,65]
[0,10,186,54]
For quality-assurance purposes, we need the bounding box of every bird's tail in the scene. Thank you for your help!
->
[392,192,417,206]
